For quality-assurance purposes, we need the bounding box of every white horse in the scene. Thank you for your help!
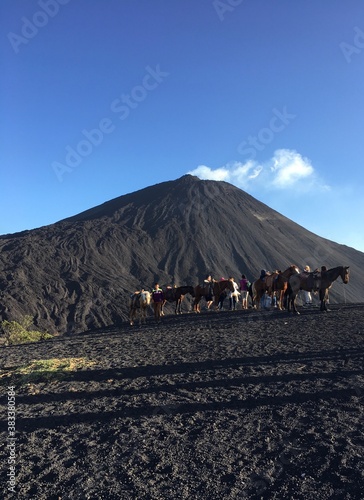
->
[129,291,151,325]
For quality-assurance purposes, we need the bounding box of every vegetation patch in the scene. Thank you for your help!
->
[0,357,96,386]
[1,315,53,345]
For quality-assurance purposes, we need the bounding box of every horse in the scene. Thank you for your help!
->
[193,280,235,312]
[287,266,350,314]
[273,265,300,309]
[161,286,195,315]
[129,291,151,325]
[252,265,299,310]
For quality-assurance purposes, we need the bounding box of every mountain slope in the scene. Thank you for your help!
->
[0,175,363,333]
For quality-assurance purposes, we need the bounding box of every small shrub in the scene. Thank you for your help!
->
[1,315,52,345]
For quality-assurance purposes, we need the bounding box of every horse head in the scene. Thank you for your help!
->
[291,265,300,274]
[341,266,350,284]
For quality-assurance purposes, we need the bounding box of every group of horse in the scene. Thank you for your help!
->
[251,265,350,313]
[129,266,350,325]
[129,281,234,325]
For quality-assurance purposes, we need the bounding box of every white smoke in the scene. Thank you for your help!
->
[188,149,330,194]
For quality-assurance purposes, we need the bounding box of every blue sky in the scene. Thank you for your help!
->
[1,0,364,252]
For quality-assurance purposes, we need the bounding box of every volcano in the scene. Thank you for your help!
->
[0,175,362,334]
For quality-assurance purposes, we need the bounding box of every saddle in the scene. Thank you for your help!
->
[264,273,276,289]
[201,282,213,295]
[300,272,321,291]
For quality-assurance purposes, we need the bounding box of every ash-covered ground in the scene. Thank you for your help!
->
[1,304,364,499]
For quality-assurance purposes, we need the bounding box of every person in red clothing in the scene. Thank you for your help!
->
[239,274,250,309]
[151,283,164,323]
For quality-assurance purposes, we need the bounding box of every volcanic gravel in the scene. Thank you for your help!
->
[1,304,364,499]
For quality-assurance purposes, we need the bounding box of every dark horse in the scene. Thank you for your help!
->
[193,280,235,312]
[161,286,195,315]
[252,265,299,310]
[287,266,350,314]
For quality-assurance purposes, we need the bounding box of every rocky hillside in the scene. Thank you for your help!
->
[0,175,362,333]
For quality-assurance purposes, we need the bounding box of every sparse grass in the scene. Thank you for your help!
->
[0,357,96,386]
[1,315,53,345]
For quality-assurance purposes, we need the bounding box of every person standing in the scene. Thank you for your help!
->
[239,274,250,309]
[228,277,240,310]
[302,265,313,306]
[203,274,214,310]
[260,269,267,282]
[218,290,227,310]
[151,283,164,323]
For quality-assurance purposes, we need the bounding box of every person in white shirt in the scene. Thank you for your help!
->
[228,277,240,310]
[303,265,313,306]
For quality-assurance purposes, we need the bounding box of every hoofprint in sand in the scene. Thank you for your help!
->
[1,304,363,499]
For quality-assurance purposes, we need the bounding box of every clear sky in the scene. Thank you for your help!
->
[1,0,364,252]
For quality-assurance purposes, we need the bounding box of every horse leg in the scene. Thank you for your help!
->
[177,297,183,314]
[277,290,283,310]
[285,287,290,309]
[286,289,296,314]
[174,298,181,315]
[292,293,300,314]
[129,308,135,326]
[320,289,328,311]
[280,287,287,310]
[141,307,145,324]
[319,289,324,311]
[175,296,182,314]
[256,291,264,310]
[250,293,255,308]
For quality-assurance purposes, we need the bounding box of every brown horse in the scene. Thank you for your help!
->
[129,291,151,325]
[287,266,350,314]
[162,286,195,314]
[273,265,300,309]
[252,265,299,309]
[193,280,235,312]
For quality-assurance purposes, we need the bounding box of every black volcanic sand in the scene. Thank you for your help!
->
[1,304,364,499]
